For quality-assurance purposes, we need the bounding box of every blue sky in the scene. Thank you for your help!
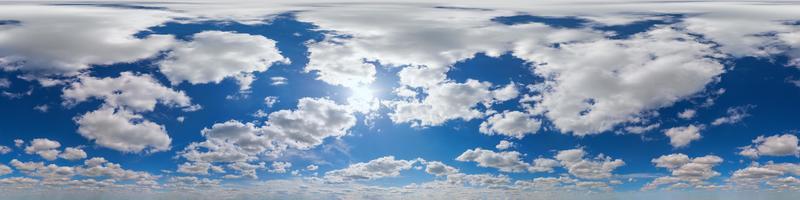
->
[1,1,800,199]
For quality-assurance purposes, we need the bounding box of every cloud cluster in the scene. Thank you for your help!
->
[739,134,800,159]
[63,72,197,153]
[643,153,723,190]
[159,31,288,91]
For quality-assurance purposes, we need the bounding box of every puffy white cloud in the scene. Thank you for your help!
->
[62,72,197,153]
[456,148,531,173]
[555,148,625,179]
[530,158,561,173]
[389,79,492,126]
[664,125,702,148]
[180,97,355,176]
[226,161,266,179]
[711,106,752,126]
[13,139,23,148]
[324,156,417,182]
[479,111,541,139]
[446,173,511,187]
[178,162,222,175]
[0,145,10,154]
[306,165,319,171]
[643,154,723,190]
[678,109,696,120]
[268,162,292,174]
[623,123,660,134]
[306,39,376,88]
[518,27,724,135]
[24,138,61,161]
[158,31,288,91]
[270,76,288,86]
[75,107,171,153]
[0,5,175,78]
[492,83,519,102]
[62,72,195,112]
[424,161,459,176]
[739,134,800,158]
[58,147,87,161]
[264,96,279,107]
[495,140,514,150]
[0,164,11,176]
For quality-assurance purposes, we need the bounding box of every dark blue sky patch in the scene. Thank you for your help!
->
[595,14,686,39]
[0,20,21,26]
[491,14,591,28]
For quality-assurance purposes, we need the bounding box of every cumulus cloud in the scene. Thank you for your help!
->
[643,153,723,190]
[76,107,171,153]
[306,39,376,88]
[456,148,532,173]
[518,27,724,135]
[0,164,11,176]
[58,147,87,161]
[555,148,625,179]
[24,138,61,161]
[480,111,541,139]
[158,31,288,91]
[324,156,418,183]
[62,72,197,153]
[0,5,175,78]
[739,134,800,158]
[306,165,319,171]
[0,145,10,154]
[178,162,224,175]
[180,97,355,179]
[678,109,696,120]
[269,162,292,174]
[495,140,514,150]
[664,125,702,148]
[424,161,459,176]
[62,72,195,113]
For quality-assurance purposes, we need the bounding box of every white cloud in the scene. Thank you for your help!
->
[0,145,11,155]
[479,111,541,139]
[76,107,171,153]
[711,106,752,126]
[518,27,724,135]
[0,164,11,176]
[58,147,87,161]
[555,148,625,179]
[530,158,560,173]
[270,76,288,86]
[389,79,492,126]
[269,162,292,174]
[306,165,319,171]
[643,154,723,190]
[492,82,519,102]
[424,161,459,176]
[495,140,514,150]
[24,138,61,161]
[324,156,417,183]
[456,148,531,173]
[306,39,376,88]
[158,31,288,91]
[264,96,279,107]
[178,162,218,175]
[0,5,175,78]
[678,109,696,120]
[63,72,196,153]
[14,139,23,148]
[623,123,660,134]
[664,125,702,148]
[739,134,800,158]
[62,72,195,112]
[180,97,355,170]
